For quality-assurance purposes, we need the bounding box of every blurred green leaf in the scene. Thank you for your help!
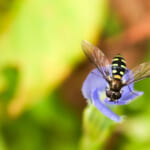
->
[0,0,108,117]
[1,89,81,150]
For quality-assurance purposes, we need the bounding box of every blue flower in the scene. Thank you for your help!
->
[82,67,144,122]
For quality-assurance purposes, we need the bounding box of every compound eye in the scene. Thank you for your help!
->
[106,90,112,98]
[115,92,121,99]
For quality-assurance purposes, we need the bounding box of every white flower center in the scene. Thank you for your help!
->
[98,90,107,102]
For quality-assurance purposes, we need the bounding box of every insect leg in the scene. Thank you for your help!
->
[116,100,119,104]
[127,85,138,96]
[91,71,101,77]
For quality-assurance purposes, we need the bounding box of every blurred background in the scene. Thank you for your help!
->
[1,0,150,150]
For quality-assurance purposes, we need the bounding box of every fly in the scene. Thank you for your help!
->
[81,40,150,101]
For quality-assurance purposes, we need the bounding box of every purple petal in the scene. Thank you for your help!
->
[116,68,143,104]
[122,69,132,82]
[120,69,144,102]
[120,69,135,101]
[82,69,107,100]
[92,88,122,122]
[121,90,143,102]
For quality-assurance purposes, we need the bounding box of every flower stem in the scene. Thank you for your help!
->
[79,104,117,150]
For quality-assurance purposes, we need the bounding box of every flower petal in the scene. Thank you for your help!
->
[82,69,107,100]
[119,76,143,103]
[121,90,143,102]
[122,68,133,82]
[92,88,122,122]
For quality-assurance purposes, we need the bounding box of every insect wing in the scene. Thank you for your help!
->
[124,62,150,85]
[81,40,110,81]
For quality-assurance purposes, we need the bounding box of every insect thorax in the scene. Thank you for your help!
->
[111,54,126,80]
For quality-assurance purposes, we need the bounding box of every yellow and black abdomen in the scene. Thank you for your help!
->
[112,54,126,79]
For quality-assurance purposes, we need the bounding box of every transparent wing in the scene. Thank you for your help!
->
[81,40,111,81]
[124,62,150,85]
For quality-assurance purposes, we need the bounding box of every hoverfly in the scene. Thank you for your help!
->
[81,40,150,101]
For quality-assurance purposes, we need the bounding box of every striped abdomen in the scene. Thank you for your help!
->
[112,54,126,79]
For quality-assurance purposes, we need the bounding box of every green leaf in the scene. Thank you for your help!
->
[0,0,108,117]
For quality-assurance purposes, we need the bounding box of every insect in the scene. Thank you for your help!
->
[81,40,150,101]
